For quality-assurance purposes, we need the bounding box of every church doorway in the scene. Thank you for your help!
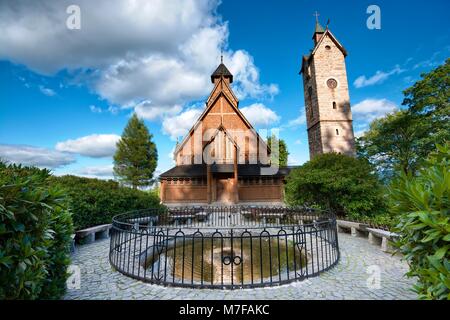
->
[215,174,234,203]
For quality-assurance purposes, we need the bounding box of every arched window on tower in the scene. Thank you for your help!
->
[336,129,340,136]
[333,101,337,109]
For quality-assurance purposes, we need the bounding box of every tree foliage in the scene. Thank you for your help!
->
[51,175,162,230]
[267,135,289,167]
[0,162,73,299]
[113,113,158,188]
[356,110,428,180]
[391,143,450,300]
[285,153,386,218]
[357,59,450,181]
[403,58,450,146]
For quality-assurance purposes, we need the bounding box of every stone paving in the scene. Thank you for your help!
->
[64,232,417,300]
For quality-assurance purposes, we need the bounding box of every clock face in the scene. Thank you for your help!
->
[327,78,338,89]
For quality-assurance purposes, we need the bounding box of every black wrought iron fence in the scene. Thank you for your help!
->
[109,206,340,289]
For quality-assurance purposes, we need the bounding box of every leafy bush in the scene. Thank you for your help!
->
[343,212,397,231]
[50,175,162,230]
[391,143,450,300]
[0,163,73,299]
[285,153,386,218]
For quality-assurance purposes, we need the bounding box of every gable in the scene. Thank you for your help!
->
[301,29,348,74]
[311,29,347,57]
[174,78,270,165]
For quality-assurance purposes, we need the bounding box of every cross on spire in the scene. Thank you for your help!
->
[313,11,320,23]
[220,49,223,64]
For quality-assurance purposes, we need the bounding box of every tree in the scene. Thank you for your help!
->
[285,153,385,218]
[356,110,428,180]
[390,143,450,300]
[402,58,450,156]
[113,114,158,189]
[357,59,450,181]
[267,135,289,167]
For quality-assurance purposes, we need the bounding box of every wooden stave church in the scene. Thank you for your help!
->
[159,61,293,205]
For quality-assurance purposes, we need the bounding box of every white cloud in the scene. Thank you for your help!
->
[77,164,114,178]
[227,50,279,100]
[0,0,278,119]
[55,134,120,157]
[134,101,182,121]
[0,0,215,74]
[283,109,306,129]
[39,85,56,96]
[89,105,102,113]
[294,139,302,145]
[352,98,398,121]
[162,107,203,140]
[288,156,301,166]
[240,103,280,127]
[0,144,75,168]
[353,65,405,88]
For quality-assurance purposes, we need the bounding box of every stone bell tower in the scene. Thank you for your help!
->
[300,16,356,159]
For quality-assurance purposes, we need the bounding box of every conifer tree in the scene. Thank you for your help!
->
[113,113,158,189]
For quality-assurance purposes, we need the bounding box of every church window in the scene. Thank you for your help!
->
[333,101,337,109]
[327,78,338,89]
[325,45,331,50]
[336,129,340,136]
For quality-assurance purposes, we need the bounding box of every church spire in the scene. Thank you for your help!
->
[211,55,233,84]
[312,11,325,44]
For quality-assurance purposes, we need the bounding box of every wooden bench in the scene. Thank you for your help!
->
[75,224,112,244]
[366,228,398,252]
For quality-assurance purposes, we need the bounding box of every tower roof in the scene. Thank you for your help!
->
[211,63,233,83]
[314,21,325,34]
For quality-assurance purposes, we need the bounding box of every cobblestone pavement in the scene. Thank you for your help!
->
[64,233,417,300]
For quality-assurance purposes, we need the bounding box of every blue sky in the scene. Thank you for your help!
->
[0,0,449,179]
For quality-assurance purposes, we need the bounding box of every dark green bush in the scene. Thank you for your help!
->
[391,143,450,300]
[50,175,162,230]
[0,162,73,299]
[285,153,386,219]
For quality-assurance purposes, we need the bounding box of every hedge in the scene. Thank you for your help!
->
[0,163,73,299]
[50,175,162,230]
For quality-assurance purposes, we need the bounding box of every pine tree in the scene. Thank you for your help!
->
[113,114,158,189]
[267,135,289,167]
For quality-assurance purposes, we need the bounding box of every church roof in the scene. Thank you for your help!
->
[211,63,233,83]
[159,164,296,178]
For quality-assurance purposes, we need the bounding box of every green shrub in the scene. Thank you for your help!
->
[285,153,386,218]
[50,175,162,230]
[0,163,73,299]
[391,143,450,300]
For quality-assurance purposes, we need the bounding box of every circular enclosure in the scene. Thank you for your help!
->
[109,206,340,289]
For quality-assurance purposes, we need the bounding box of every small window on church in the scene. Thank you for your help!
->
[336,129,340,136]
[333,102,337,109]
[325,45,331,50]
